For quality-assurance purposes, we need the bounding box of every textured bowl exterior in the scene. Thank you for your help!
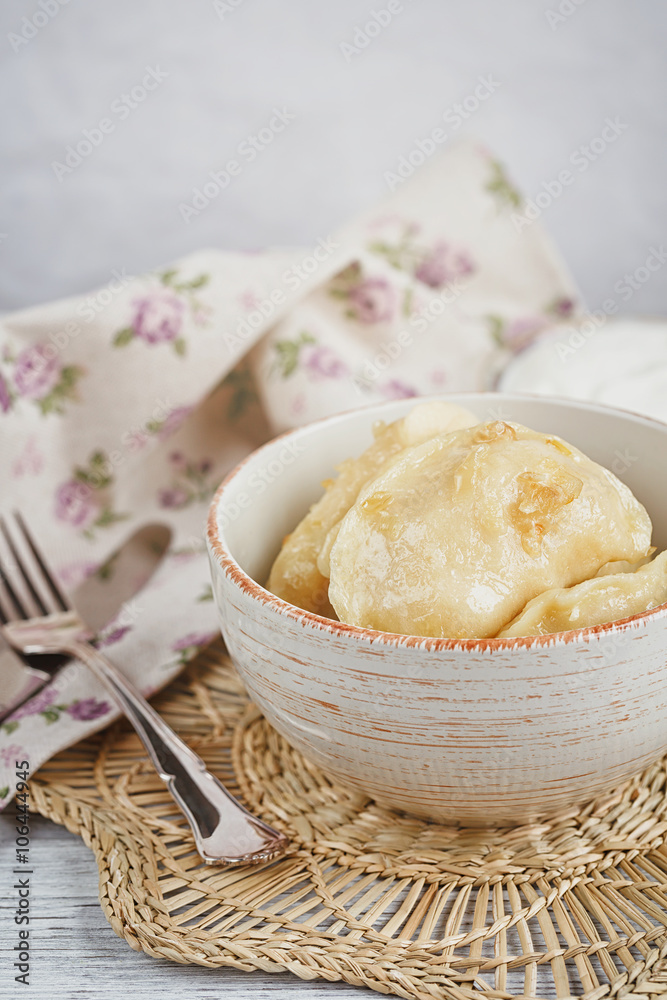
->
[207,393,667,825]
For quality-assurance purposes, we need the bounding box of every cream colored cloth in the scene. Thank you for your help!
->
[0,138,580,805]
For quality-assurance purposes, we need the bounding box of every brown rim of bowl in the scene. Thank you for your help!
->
[206,392,667,653]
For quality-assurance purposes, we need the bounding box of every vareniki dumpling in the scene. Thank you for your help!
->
[327,421,652,639]
[266,401,478,616]
[498,550,667,637]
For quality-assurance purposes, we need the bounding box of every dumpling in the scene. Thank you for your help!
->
[498,550,667,637]
[266,401,478,616]
[327,421,653,639]
[594,552,654,576]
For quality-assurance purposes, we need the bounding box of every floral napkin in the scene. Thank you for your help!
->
[0,138,581,806]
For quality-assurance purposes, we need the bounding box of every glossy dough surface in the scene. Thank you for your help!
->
[327,421,652,639]
[266,401,478,616]
[499,550,667,637]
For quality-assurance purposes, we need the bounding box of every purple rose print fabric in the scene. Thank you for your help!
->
[2,341,84,415]
[55,480,96,527]
[0,138,581,804]
[14,344,61,397]
[415,241,474,289]
[132,289,185,344]
[348,277,397,324]
[111,269,211,355]
[65,698,112,721]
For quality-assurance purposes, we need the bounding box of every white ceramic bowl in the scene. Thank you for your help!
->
[206,393,667,825]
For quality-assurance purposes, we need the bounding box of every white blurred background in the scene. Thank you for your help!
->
[1,0,665,314]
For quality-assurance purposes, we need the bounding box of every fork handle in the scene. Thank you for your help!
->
[65,639,288,866]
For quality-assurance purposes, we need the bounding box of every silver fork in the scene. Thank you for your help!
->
[0,512,289,867]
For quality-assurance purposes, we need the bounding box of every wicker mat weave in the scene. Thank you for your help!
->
[27,641,667,1000]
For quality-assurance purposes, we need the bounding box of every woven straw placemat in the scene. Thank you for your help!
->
[26,641,667,1000]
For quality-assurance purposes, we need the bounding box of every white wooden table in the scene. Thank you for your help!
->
[0,812,373,999]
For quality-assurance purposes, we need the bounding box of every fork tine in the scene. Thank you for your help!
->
[12,512,70,613]
[0,524,30,622]
[0,575,24,623]
[0,516,49,616]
